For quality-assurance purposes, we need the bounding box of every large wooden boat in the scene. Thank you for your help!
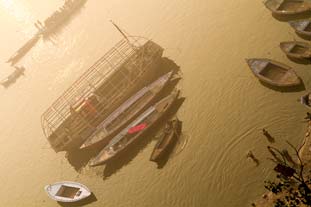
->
[41,37,164,152]
[89,90,180,166]
[264,0,311,15]
[301,92,311,108]
[280,41,311,59]
[44,181,91,203]
[79,71,174,149]
[289,19,311,37]
[150,117,182,162]
[246,58,301,87]
[1,66,25,88]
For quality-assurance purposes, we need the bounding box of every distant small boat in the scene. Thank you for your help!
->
[246,58,301,87]
[89,90,180,166]
[289,19,311,37]
[150,117,182,162]
[79,71,174,149]
[264,0,311,15]
[0,66,25,88]
[301,92,311,108]
[6,35,40,66]
[44,181,91,203]
[280,41,311,59]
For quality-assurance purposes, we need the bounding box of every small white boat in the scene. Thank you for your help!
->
[44,181,91,203]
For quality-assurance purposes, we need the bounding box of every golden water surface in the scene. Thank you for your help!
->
[0,0,310,206]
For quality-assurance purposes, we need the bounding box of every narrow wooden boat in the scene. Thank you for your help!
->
[1,66,25,88]
[44,181,91,203]
[264,0,311,15]
[280,41,311,59]
[150,117,182,162]
[6,35,40,66]
[89,90,180,166]
[301,92,311,108]
[289,19,311,36]
[246,58,301,87]
[79,71,174,149]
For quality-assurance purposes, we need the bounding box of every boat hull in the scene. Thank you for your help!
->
[264,0,311,15]
[150,117,182,162]
[44,181,91,203]
[289,19,311,37]
[280,41,311,59]
[246,58,301,87]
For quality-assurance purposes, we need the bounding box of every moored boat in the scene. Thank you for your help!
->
[89,90,180,166]
[289,19,311,37]
[150,117,182,162]
[79,71,174,149]
[280,41,311,59]
[1,66,25,88]
[264,0,311,15]
[301,92,311,108]
[44,181,91,203]
[6,35,40,66]
[246,58,301,87]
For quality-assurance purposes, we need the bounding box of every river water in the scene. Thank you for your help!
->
[0,0,310,206]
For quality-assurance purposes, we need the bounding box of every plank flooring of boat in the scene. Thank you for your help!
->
[290,45,308,54]
[259,63,287,81]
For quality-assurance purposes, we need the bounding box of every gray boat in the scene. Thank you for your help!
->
[280,41,311,59]
[246,58,301,87]
[289,19,311,37]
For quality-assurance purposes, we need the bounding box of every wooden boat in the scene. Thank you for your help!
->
[289,19,311,37]
[1,66,25,88]
[79,71,174,149]
[300,92,311,108]
[280,41,311,59]
[246,58,301,87]
[264,0,311,15]
[44,181,91,203]
[150,117,182,162]
[40,0,87,37]
[6,35,40,66]
[89,90,180,166]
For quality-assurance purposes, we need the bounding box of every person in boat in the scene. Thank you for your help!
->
[262,128,268,136]
[246,150,259,166]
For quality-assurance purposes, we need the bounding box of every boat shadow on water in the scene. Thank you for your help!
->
[57,193,97,207]
[259,79,306,93]
[101,97,185,180]
[64,57,182,171]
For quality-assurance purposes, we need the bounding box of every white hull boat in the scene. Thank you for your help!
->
[44,181,91,203]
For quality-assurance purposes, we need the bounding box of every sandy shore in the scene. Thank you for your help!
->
[253,121,311,207]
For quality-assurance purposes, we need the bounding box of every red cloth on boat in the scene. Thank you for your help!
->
[128,123,147,134]
[84,99,97,115]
